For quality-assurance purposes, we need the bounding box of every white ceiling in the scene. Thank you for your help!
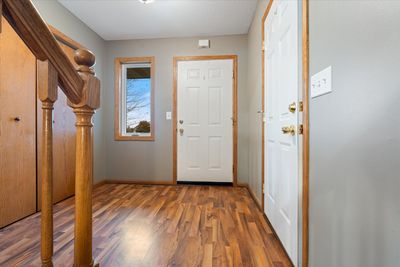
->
[58,0,258,41]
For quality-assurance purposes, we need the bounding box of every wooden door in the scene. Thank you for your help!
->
[263,0,299,264]
[37,41,77,205]
[0,17,37,228]
[177,59,233,182]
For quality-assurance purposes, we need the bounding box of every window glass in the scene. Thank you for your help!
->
[124,64,151,136]
[118,60,154,140]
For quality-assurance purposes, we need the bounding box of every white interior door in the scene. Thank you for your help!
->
[264,0,299,265]
[177,59,233,182]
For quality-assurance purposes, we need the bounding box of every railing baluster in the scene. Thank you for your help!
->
[37,60,58,267]
[68,49,100,267]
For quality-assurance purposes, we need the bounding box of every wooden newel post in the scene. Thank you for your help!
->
[37,60,58,267]
[68,49,100,267]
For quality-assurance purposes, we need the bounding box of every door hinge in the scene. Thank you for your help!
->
[262,183,265,194]
[298,124,304,135]
[299,101,304,112]
[232,165,235,173]
[262,41,265,52]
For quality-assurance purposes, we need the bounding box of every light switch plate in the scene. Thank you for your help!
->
[166,111,172,120]
[311,66,332,98]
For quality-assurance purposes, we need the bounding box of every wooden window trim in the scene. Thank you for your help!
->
[114,56,155,141]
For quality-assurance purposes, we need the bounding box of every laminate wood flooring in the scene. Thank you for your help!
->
[0,184,292,267]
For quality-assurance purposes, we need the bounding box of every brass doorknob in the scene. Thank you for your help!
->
[282,125,296,135]
[288,102,296,113]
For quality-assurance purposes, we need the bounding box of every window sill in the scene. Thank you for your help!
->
[114,134,155,141]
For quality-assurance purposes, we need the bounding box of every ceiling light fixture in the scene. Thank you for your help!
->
[139,0,154,4]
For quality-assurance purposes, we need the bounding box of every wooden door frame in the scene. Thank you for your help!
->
[172,55,238,186]
[261,0,309,267]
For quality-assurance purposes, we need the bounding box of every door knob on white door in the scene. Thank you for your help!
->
[281,125,296,136]
[179,128,184,136]
[288,102,296,113]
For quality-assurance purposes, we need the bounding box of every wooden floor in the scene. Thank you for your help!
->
[0,184,292,267]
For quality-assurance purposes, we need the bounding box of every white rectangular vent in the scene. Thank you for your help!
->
[198,39,210,49]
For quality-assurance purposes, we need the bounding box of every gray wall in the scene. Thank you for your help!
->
[30,1,249,184]
[247,1,400,266]
[32,0,107,183]
[247,0,268,204]
[309,1,400,267]
[19,1,400,266]
[103,35,249,183]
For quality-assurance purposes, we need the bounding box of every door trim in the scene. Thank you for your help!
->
[172,55,238,186]
[301,1,310,266]
[261,1,309,266]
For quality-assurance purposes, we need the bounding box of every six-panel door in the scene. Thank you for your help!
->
[177,59,233,182]
[264,0,299,264]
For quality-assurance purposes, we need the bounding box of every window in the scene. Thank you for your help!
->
[115,57,155,140]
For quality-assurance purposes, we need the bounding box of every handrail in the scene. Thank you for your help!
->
[2,1,101,265]
[1,0,84,104]
[1,1,100,266]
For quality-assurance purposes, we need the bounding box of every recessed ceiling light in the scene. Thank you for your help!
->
[139,0,154,4]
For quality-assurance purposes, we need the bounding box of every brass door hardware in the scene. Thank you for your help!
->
[257,111,266,122]
[288,102,296,113]
[282,125,296,136]
[288,101,304,113]
[299,124,304,135]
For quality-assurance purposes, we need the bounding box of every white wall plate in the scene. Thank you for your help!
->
[311,66,332,98]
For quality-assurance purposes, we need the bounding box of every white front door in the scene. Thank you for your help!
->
[177,59,233,182]
[264,0,299,265]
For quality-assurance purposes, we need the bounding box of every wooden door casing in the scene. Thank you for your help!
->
[0,17,37,228]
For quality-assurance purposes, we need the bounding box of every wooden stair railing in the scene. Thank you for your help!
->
[1,1,100,267]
